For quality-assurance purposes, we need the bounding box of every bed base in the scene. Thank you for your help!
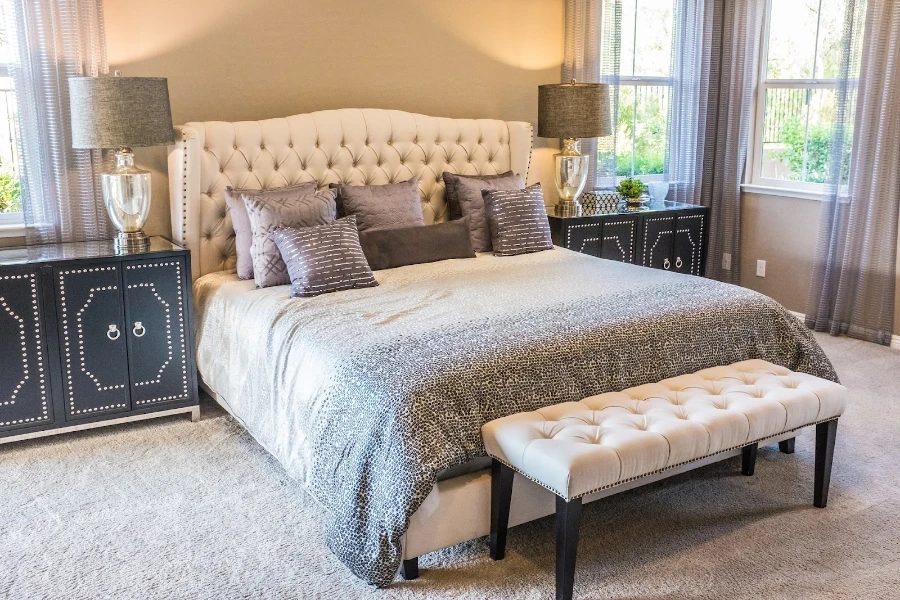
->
[198,377,797,582]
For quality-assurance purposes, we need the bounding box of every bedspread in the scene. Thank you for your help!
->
[193,248,836,586]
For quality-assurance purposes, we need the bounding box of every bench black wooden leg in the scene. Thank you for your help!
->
[555,495,582,600]
[741,442,759,476]
[490,459,515,560]
[814,419,838,508]
[779,437,796,454]
[401,557,419,580]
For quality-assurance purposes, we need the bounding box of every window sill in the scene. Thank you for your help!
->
[0,222,25,239]
[741,184,824,201]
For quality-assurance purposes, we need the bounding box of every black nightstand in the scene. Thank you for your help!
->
[0,236,199,445]
[547,201,710,276]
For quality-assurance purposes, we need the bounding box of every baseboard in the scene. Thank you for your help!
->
[788,310,900,349]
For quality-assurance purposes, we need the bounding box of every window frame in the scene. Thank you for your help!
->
[0,58,23,230]
[746,0,848,195]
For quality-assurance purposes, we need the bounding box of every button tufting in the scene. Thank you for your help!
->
[260,145,265,150]
[233,145,237,150]
[288,142,293,148]
[219,168,224,173]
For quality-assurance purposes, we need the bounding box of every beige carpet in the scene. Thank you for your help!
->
[2,332,900,600]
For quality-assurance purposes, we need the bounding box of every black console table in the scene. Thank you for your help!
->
[547,201,710,276]
[0,237,198,445]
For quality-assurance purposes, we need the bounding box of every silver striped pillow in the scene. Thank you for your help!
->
[273,216,378,298]
[482,183,554,256]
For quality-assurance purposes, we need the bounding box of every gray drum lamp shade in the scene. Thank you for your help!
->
[69,76,175,149]
[538,82,612,139]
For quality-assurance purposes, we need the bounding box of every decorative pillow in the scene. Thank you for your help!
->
[224,182,318,280]
[358,219,476,271]
[482,183,554,256]
[273,216,378,298]
[446,172,524,252]
[333,178,424,232]
[442,171,518,221]
[243,189,337,288]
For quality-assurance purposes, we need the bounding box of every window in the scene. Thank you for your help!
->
[749,0,860,192]
[0,12,20,228]
[599,0,675,180]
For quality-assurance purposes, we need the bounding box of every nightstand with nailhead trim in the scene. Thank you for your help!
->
[547,202,709,276]
[0,237,199,444]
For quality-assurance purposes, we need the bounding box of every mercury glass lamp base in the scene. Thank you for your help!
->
[554,200,583,218]
[114,231,150,253]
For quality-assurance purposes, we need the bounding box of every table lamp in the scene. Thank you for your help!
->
[538,81,611,217]
[69,74,175,252]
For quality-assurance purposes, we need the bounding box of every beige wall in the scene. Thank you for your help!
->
[739,192,822,314]
[103,0,565,239]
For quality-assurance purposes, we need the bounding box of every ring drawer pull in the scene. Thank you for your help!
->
[663,258,671,270]
[676,257,683,268]
[133,322,146,338]
[106,324,120,341]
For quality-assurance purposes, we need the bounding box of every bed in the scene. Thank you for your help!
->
[167,108,836,587]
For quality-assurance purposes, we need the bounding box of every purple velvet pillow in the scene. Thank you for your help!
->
[333,178,425,232]
[224,182,318,279]
[482,183,554,256]
[273,216,378,298]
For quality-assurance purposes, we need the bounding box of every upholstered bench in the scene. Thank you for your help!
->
[481,360,847,600]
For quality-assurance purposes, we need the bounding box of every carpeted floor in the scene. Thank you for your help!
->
[2,332,900,600]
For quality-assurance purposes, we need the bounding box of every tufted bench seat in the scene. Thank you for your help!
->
[481,360,847,600]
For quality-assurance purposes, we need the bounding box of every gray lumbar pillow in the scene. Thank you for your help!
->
[333,178,425,232]
[273,216,378,298]
[358,219,476,271]
[225,182,318,280]
[447,172,524,252]
[482,183,554,256]
[442,171,519,221]
[243,188,337,288]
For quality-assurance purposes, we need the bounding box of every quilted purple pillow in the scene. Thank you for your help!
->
[446,172,524,252]
[273,216,378,298]
[482,183,554,256]
[224,182,318,279]
[333,178,425,232]
[243,189,337,288]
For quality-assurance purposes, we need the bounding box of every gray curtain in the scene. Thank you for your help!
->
[668,0,765,283]
[805,0,899,346]
[3,0,111,245]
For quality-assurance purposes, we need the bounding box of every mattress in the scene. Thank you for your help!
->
[193,248,836,586]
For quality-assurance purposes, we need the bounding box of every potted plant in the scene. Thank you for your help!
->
[616,177,648,209]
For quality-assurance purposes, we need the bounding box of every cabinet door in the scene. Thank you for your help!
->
[673,213,707,276]
[600,218,637,264]
[56,263,131,419]
[123,258,191,407]
[565,223,602,257]
[0,269,53,431]
[641,216,676,271]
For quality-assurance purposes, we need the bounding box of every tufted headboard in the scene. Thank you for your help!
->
[167,108,534,280]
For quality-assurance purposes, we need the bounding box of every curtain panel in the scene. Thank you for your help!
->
[3,0,111,245]
[806,0,900,345]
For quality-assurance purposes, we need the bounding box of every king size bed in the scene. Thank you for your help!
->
[167,108,836,587]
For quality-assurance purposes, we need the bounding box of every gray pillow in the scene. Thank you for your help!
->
[273,216,378,298]
[243,189,337,288]
[225,182,318,280]
[358,219,476,271]
[448,172,524,252]
[482,183,554,256]
[442,171,518,221]
[333,178,424,232]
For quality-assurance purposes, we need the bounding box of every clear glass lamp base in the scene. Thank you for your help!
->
[553,139,589,218]
[101,148,152,253]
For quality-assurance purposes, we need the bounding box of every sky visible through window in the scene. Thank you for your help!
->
[0,13,19,215]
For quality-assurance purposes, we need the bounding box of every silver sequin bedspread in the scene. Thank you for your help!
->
[193,248,836,586]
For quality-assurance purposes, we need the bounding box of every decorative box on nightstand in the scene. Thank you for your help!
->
[0,237,199,445]
[547,201,710,276]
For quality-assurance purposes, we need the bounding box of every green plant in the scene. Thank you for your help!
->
[615,177,647,198]
[0,168,21,213]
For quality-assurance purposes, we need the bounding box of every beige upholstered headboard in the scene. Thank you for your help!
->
[167,108,534,280]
